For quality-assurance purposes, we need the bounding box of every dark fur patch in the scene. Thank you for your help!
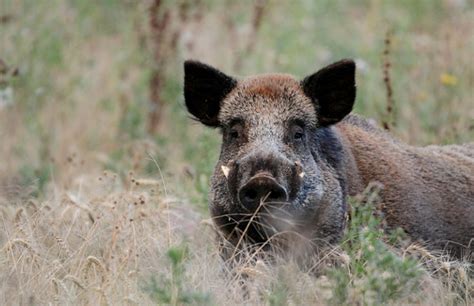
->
[313,126,348,199]
[314,127,344,171]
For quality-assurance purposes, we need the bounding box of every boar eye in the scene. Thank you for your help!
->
[230,129,239,139]
[228,120,244,141]
[292,124,305,141]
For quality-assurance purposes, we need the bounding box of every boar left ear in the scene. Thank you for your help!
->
[301,59,356,126]
[184,60,237,127]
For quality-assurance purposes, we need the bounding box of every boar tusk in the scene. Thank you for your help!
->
[221,165,230,178]
[294,161,305,178]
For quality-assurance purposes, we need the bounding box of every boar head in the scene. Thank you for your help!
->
[184,59,356,252]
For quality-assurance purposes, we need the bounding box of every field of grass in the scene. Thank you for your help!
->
[0,0,473,304]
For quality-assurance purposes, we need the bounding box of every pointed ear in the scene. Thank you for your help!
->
[184,60,237,127]
[301,59,356,126]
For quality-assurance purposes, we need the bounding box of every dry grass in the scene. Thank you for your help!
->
[0,171,195,304]
[0,171,472,305]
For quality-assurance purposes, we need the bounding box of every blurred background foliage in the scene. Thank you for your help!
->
[0,0,473,205]
[0,1,473,304]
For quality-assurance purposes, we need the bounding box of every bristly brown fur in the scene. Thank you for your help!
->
[337,115,474,258]
[238,74,302,97]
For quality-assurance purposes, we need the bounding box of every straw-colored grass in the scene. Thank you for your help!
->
[0,172,472,305]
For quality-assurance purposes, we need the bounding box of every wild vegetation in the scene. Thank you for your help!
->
[0,0,472,304]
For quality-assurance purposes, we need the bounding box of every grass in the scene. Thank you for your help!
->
[0,0,473,304]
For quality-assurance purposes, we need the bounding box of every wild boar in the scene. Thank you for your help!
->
[183,59,474,259]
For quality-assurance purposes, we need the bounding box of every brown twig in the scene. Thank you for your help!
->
[147,1,190,133]
[147,0,170,134]
[382,30,396,131]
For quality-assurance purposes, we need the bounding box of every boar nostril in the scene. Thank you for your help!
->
[267,188,287,202]
[238,175,288,211]
[244,189,258,201]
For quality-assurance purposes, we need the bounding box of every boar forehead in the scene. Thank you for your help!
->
[218,74,317,128]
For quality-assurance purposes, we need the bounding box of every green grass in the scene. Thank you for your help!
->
[144,244,211,305]
[329,186,421,305]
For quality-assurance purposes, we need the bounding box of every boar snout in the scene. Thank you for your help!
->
[238,173,288,210]
[231,151,303,211]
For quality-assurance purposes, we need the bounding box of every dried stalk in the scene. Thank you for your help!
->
[382,30,396,130]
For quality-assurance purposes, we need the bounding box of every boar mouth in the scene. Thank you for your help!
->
[214,200,302,247]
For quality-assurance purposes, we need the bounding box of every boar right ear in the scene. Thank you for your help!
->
[302,59,356,126]
[184,60,237,127]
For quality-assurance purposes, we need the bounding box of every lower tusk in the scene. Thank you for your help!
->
[221,165,230,178]
[299,172,305,178]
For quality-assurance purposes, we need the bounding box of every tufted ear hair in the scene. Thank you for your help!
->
[301,59,356,126]
[184,60,237,127]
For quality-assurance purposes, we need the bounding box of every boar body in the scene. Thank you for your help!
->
[184,60,474,259]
